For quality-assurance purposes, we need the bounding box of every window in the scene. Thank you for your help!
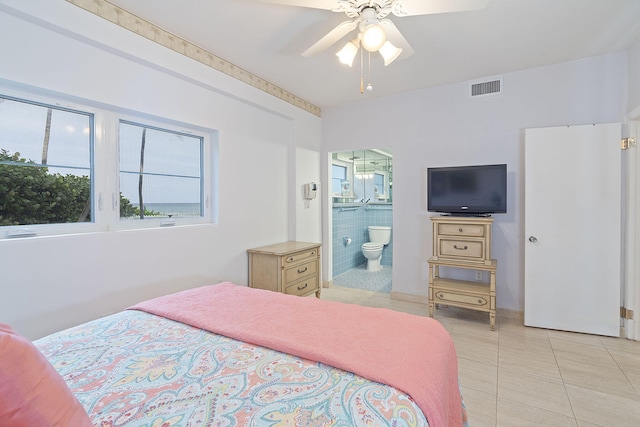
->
[374,173,385,197]
[0,88,215,238]
[0,95,93,227]
[119,121,203,221]
[332,164,347,195]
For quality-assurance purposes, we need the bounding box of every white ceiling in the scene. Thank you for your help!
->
[107,0,640,110]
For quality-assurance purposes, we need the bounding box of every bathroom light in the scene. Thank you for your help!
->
[378,41,402,66]
[361,24,386,52]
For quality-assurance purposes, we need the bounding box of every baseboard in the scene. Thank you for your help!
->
[497,308,523,321]
[322,280,333,288]
[390,291,428,305]
[335,285,525,321]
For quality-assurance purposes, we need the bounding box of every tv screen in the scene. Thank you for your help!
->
[427,164,507,215]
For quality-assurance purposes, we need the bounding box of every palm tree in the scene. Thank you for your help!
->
[138,128,146,219]
[41,108,52,165]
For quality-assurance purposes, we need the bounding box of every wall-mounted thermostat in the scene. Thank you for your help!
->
[304,182,317,200]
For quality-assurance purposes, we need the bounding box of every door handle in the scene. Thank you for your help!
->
[528,236,538,243]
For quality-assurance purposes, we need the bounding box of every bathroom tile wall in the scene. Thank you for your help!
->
[332,204,393,276]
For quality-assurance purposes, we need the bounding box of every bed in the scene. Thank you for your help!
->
[1,282,467,427]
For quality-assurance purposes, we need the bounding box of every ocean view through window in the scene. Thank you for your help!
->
[0,85,216,239]
[140,203,201,217]
[119,120,204,220]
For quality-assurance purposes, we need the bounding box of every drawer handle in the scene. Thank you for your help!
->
[459,228,463,232]
[478,299,483,304]
[286,257,294,262]
[297,267,308,274]
[297,283,308,291]
[453,245,468,250]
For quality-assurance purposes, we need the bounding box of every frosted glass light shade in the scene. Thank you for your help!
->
[361,24,386,52]
[336,40,359,66]
[379,41,402,66]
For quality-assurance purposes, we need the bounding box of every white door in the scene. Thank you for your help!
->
[524,123,621,337]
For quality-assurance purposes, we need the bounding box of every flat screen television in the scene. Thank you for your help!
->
[427,164,507,215]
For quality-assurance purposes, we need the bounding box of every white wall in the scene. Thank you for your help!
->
[322,53,628,312]
[628,36,640,115]
[0,0,322,339]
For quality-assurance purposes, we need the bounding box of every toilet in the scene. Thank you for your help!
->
[361,226,392,272]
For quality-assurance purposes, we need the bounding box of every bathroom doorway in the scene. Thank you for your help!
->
[330,148,393,293]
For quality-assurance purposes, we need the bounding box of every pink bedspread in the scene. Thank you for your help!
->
[130,282,462,427]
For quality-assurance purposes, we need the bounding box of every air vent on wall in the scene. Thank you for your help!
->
[470,77,503,98]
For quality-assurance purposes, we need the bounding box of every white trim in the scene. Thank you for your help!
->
[629,119,639,340]
[324,153,334,284]
[623,113,639,340]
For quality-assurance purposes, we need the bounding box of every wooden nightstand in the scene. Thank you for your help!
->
[247,241,321,298]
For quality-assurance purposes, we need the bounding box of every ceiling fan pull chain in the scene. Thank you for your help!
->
[367,50,373,91]
[360,46,364,94]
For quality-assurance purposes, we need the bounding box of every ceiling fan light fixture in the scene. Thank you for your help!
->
[361,24,386,52]
[379,40,402,66]
[336,40,359,66]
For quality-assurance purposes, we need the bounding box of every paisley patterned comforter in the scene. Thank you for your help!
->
[36,309,431,426]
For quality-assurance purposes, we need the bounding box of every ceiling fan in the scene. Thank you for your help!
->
[258,0,490,66]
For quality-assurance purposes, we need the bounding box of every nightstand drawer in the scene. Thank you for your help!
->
[438,239,484,260]
[434,290,488,308]
[438,223,485,237]
[284,259,317,284]
[285,277,318,297]
[283,249,318,266]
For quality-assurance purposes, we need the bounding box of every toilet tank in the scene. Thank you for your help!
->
[368,226,391,245]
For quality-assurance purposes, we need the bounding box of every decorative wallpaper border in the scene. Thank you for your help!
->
[65,0,321,117]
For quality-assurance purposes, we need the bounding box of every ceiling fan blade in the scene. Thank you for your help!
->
[392,0,490,16]
[256,0,337,11]
[379,19,414,58]
[302,19,359,57]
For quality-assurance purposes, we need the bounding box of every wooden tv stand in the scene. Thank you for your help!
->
[428,216,496,330]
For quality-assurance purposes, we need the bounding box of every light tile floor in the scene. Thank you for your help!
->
[332,263,392,293]
[321,285,640,427]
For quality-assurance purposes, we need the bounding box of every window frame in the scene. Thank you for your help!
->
[0,86,217,239]
[114,116,211,230]
[0,89,100,238]
[374,171,390,200]
[331,159,353,197]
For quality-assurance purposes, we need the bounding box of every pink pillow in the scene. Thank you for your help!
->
[0,323,92,427]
